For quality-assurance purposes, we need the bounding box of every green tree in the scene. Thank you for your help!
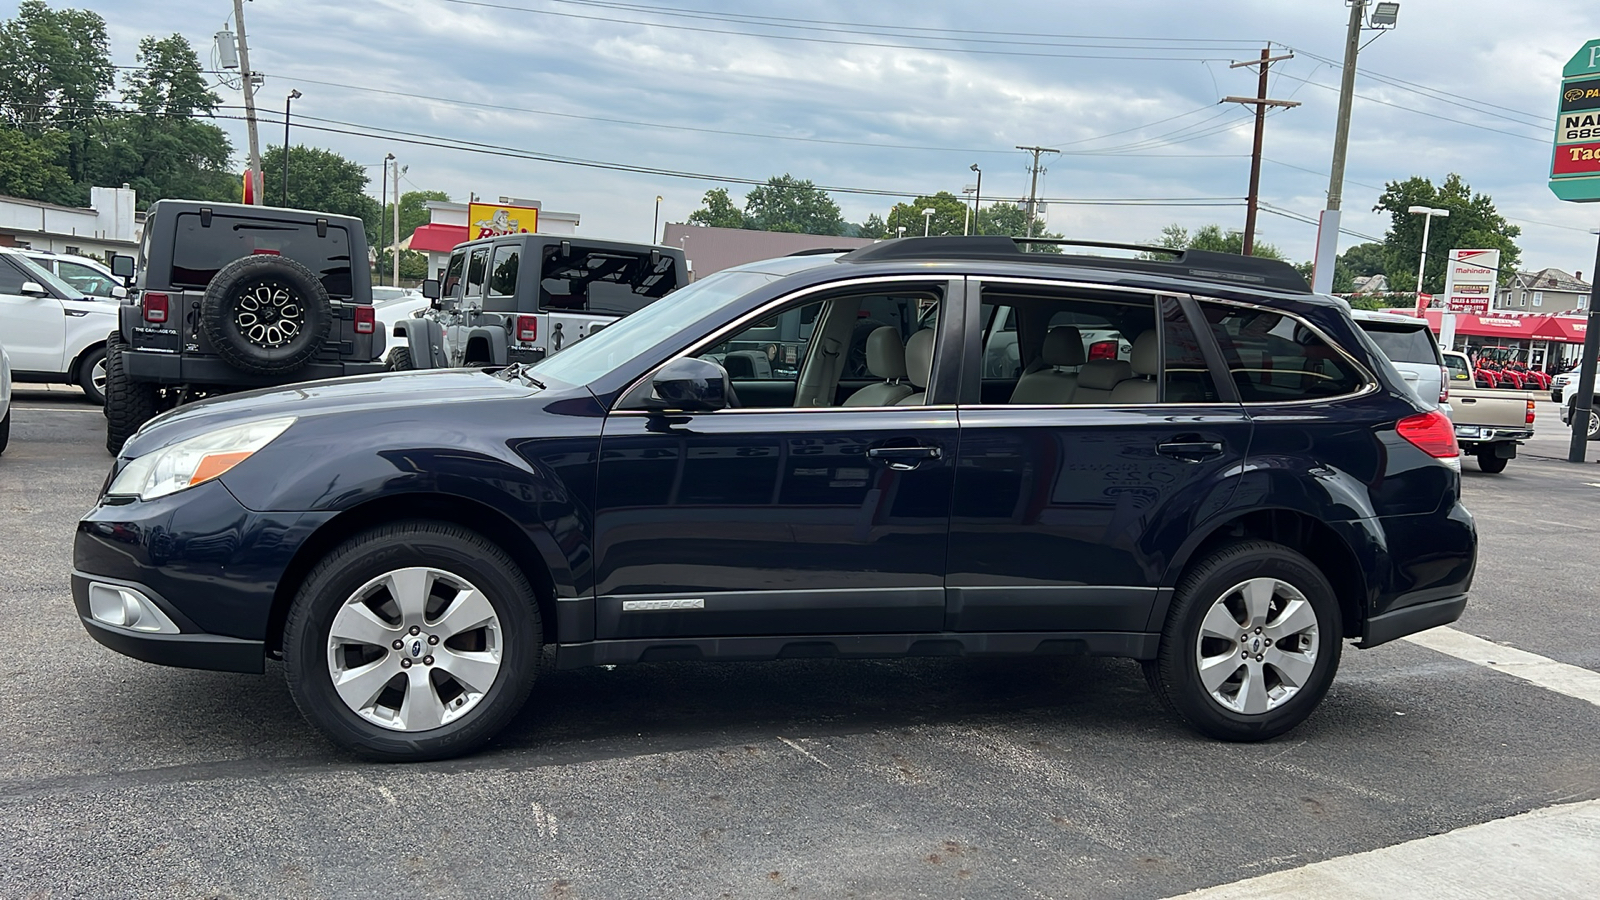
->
[376,248,430,281]
[1373,174,1521,294]
[687,187,747,229]
[0,1,113,186]
[856,213,889,240]
[0,127,75,202]
[742,174,846,235]
[378,189,451,243]
[1151,223,1286,260]
[1339,242,1386,279]
[262,144,382,242]
[979,203,1062,247]
[884,191,968,238]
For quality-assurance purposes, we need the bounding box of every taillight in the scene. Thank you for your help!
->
[1397,410,1459,467]
[142,292,168,323]
[1439,367,1449,403]
[516,315,538,343]
[354,305,375,335]
[1088,340,1118,361]
[1527,399,1536,424]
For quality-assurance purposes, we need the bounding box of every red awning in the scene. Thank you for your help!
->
[1535,316,1589,342]
[408,223,469,253]
[1379,308,1589,343]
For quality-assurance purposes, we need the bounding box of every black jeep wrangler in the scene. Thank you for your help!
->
[104,201,385,453]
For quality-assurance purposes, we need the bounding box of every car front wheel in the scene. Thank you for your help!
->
[284,521,543,761]
[1144,541,1341,742]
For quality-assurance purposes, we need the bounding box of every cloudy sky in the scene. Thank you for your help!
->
[16,0,1600,273]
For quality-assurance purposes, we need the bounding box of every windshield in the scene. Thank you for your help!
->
[1360,323,1440,365]
[531,269,779,386]
[11,255,87,300]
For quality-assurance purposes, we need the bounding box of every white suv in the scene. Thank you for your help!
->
[11,249,126,300]
[0,337,11,455]
[0,249,117,404]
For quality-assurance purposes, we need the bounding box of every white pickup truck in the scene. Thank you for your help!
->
[1443,350,1535,473]
[0,249,115,405]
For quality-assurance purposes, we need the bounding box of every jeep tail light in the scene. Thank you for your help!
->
[1439,367,1449,403]
[354,305,375,335]
[1397,409,1459,463]
[1088,340,1118,361]
[1527,399,1536,425]
[142,292,169,323]
[516,315,538,343]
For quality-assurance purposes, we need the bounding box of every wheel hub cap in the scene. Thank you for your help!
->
[1194,576,1320,716]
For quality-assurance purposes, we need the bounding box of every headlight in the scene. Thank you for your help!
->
[108,417,295,500]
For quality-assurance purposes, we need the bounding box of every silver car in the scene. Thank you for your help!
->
[1350,309,1448,411]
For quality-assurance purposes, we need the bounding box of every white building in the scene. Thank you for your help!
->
[407,197,581,278]
[0,186,139,261]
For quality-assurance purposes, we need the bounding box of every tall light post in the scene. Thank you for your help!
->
[378,152,393,286]
[1311,1,1400,293]
[281,89,301,207]
[1408,205,1450,297]
[969,163,982,235]
[896,225,907,239]
[922,207,937,237]
[653,195,663,243]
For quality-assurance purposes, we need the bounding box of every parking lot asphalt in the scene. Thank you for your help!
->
[2,390,1597,899]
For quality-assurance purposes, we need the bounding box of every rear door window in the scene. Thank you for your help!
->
[540,244,680,315]
[488,245,519,300]
[1360,323,1442,365]
[464,246,490,306]
[1198,301,1366,402]
[58,261,116,297]
[170,213,353,297]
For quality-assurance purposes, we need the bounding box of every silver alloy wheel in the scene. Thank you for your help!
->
[327,566,503,732]
[91,358,107,395]
[1194,577,1319,715]
[234,281,303,348]
[1589,410,1599,439]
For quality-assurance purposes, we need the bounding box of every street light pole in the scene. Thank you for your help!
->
[970,163,982,235]
[378,152,393,286]
[281,89,300,207]
[1408,205,1448,294]
[922,208,936,237]
[653,195,663,243]
[1312,1,1372,293]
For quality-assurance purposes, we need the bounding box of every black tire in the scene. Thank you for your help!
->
[385,346,412,371]
[200,254,332,375]
[283,521,543,761]
[1476,448,1508,474]
[104,333,160,455]
[1143,541,1342,742]
[0,410,9,456]
[76,345,107,405]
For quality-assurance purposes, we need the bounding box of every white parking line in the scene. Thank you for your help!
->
[1403,626,1600,708]
[9,406,102,413]
[1165,798,1600,899]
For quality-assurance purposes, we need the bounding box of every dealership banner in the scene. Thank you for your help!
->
[1441,249,1500,315]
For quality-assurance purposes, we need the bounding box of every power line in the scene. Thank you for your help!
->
[1284,45,1552,129]
[1268,69,1548,143]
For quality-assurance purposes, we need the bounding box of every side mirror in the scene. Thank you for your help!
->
[648,357,729,412]
[110,254,135,279]
[20,281,49,297]
[111,284,128,300]
[421,278,440,300]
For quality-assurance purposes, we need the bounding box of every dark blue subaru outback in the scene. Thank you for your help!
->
[74,237,1476,761]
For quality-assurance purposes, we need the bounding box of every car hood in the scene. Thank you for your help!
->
[120,369,539,457]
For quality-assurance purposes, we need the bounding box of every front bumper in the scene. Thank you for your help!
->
[72,572,264,673]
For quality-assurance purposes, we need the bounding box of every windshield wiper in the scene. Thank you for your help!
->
[499,362,546,390]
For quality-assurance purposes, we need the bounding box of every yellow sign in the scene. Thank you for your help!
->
[467,202,538,240]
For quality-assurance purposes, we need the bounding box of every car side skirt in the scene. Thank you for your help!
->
[553,630,1162,669]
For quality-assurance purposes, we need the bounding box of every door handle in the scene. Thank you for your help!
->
[867,445,942,470]
[1156,440,1224,461]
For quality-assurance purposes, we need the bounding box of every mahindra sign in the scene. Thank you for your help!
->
[1442,249,1501,312]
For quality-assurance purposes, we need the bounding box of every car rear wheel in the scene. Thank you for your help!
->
[283,521,542,761]
[103,334,160,455]
[385,346,412,371]
[1476,448,1508,474]
[1144,541,1341,742]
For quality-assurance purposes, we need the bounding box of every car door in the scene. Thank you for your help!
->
[591,277,964,641]
[946,281,1252,635]
[0,257,67,373]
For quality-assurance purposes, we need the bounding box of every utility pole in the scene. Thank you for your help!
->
[232,0,263,205]
[392,157,402,287]
[1225,48,1299,255]
[378,153,392,286]
[1015,145,1059,238]
[1312,1,1370,292]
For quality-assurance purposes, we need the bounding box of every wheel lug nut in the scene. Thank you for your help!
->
[401,658,412,669]
[392,640,404,650]
[409,625,421,635]
[423,655,435,666]
[1255,655,1264,662]
[427,635,439,645]
[1241,651,1248,659]
[1264,638,1272,646]
[1255,627,1262,634]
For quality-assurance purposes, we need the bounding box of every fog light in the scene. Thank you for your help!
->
[88,584,180,634]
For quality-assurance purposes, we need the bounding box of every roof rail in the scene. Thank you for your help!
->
[838,236,1310,293]
[786,247,856,257]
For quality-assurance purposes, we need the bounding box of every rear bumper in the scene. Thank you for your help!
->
[124,350,385,386]
[1358,594,1467,648]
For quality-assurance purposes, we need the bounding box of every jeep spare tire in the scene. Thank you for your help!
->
[201,254,333,374]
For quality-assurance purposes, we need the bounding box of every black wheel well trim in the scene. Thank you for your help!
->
[68,340,107,380]
[1151,507,1369,640]
[264,492,562,654]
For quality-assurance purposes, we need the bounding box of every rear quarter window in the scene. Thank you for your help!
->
[1199,301,1367,402]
